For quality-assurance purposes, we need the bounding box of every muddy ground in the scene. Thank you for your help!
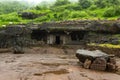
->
[0,46,120,80]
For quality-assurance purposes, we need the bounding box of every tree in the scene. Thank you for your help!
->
[35,1,49,10]
[95,0,120,8]
[95,0,106,8]
[0,1,29,14]
[54,0,70,6]
[79,0,92,9]
[106,0,120,7]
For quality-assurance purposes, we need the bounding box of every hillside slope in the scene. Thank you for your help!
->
[0,0,120,26]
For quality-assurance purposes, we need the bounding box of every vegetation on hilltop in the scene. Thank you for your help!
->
[0,0,120,26]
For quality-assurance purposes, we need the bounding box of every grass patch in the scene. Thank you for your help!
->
[88,43,120,49]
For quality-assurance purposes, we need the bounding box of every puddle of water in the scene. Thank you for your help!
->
[34,69,69,76]
[41,63,60,66]
[40,62,68,67]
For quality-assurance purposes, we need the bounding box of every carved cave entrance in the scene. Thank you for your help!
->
[55,35,60,45]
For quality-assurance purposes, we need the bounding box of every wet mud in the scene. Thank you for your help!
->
[0,47,120,80]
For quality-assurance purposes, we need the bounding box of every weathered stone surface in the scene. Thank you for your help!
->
[107,63,117,71]
[5,25,31,35]
[76,49,109,63]
[106,58,117,71]
[83,32,120,45]
[0,25,33,53]
[1,20,120,48]
[76,49,118,71]
[90,58,107,71]
[38,20,120,33]
[109,58,116,64]
[83,59,92,69]
[18,12,38,19]
[13,46,24,54]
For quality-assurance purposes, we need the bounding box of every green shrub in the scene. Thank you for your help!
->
[95,0,106,8]
[0,13,21,22]
[60,10,70,19]
[22,9,51,15]
[4,16,20,22]
[71,11,88,18]
[114,6,120,16]
[89,5,97,10]
[51,4,82,12]
[79,0,92,9]
[103,8,115,17]
[63,4,82,11]
[103,7,120,17]
[89,13,97,17]
[54,0,70,6]
[52,10,71,21]
[34,16,48,22]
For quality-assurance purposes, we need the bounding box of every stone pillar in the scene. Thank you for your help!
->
[47,35,54,44]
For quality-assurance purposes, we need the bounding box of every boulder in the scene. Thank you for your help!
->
[107,63,117,71]
[76,49,109,63]
[83,59,92,69]
[106,58,117,71]
[90,58,107,71]
[19,12,38,19]
[109,58,116,64]
[76,49,118,71]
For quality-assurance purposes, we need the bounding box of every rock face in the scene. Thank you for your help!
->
[83,32,120,45]
[76,49,117,71]
[5,25,31,35]
[0,20,120,48]
[38,20,120,33]
[13,46,24,54]
[90,58,107,71]
[0,25,32,53]
[19,12,38,19]
[107,58,118,71]
[83,59,92,69]
[38,20,120,45]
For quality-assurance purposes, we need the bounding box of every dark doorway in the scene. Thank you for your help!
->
[71,31,86,41]
[31,30,47,41]
[55,36,60,44]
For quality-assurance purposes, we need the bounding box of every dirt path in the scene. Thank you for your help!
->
[0,47,120,80]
